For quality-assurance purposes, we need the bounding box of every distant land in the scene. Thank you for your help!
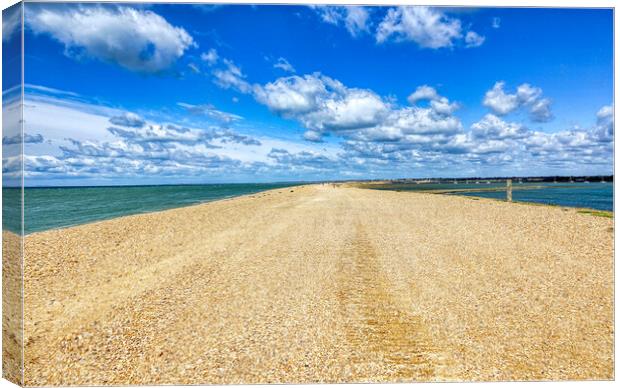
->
[337,175,614,184]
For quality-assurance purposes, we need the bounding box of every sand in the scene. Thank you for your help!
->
[13,184,614,385]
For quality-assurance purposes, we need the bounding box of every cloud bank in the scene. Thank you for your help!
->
[26,5,195,72]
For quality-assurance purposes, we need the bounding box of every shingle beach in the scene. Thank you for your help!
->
[16,184,614,385]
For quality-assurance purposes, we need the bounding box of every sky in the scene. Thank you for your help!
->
[1,3,614,186]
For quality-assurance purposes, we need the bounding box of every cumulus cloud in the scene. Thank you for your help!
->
[483,81,519,115]
[25,117,265,181]
[471,114,528,140]
[254,74,390,137]
[311,6,485,50]
[464,31,485,48]
[529,98,553,122]
[593,104,614,142]
[3,133,45,145]
[212,58,252,93]
[303,130,324,143]
[210,63,463,145]
[483,81,553,122]
[105,122,260,148]
[26,4,195,73]
[203,56,610,176]
[273,57,296,73]
[14,90,614,182]
[376,6,480,49]
[267,148,339,170]
[407,85,439,104]
[311,5,370,37]
[201,48,219,65]
[252,73,464,145]
[407,85,459,115]
[109,112,146,128]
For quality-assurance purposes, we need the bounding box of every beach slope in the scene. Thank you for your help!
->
[22,184,613,385]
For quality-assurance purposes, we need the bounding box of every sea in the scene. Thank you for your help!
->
[2,183,302,234]
[370,181,613,212]
[454,182,613,211]
[1,181,613,235]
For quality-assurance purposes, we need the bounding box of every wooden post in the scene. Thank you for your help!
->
[507,179,512,202]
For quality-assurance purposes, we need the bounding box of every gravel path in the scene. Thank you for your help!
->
[20,184,613,385]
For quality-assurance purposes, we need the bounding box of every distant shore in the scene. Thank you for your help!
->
[18,184,613,384]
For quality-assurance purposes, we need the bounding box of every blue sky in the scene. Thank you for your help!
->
[2,3,614,185]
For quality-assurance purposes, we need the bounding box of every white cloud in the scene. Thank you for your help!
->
[312,6,486,50]
[408,86,459,115]
[464,31,485,48]
[483,81,519,115]
[593,104,614,142]
[376,6,464,49]
[310,5,370,37]
[177,102,243,123]
[254,74,327,115]
[407,85,439,104]
[205,55,609,176]
[311,5,342,25]
[109,112,146,128]
[2,4,21,42]
[15,86,613,182]
[597,104,613,121]
[471,114,528,140]
[343,6,370,37]
[529,98,553,122]
[483,81,553,122]
[212,58,252,93]
[430,97,460,115]
[252,73,463,144]
[200,48,219,65]
[516,83,542,104]
[254,74,393,138]
[492,17,501,29]
[303,130,324,142]
[17,92,353,183]
[273,57,296,73]
[25,84,80,97]
[26,5,195,73]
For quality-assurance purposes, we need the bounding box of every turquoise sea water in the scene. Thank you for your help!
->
[371,182,613,212]
[3,183,300,234]
[2,181,613,235]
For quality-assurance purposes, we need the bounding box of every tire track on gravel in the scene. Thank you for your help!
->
[337,220,442,381]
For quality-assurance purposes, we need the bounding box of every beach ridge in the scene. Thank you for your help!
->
[16,184,613,384]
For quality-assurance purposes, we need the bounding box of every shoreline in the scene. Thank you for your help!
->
[16,181,613,236]
[19,184,306,236]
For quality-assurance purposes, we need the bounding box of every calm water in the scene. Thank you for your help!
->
[3,183,301,234]
[371,182,613,212]
[2,181,613,235]
[455,182,613,211]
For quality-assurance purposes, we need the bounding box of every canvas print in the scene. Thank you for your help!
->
[1,2,614,386]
